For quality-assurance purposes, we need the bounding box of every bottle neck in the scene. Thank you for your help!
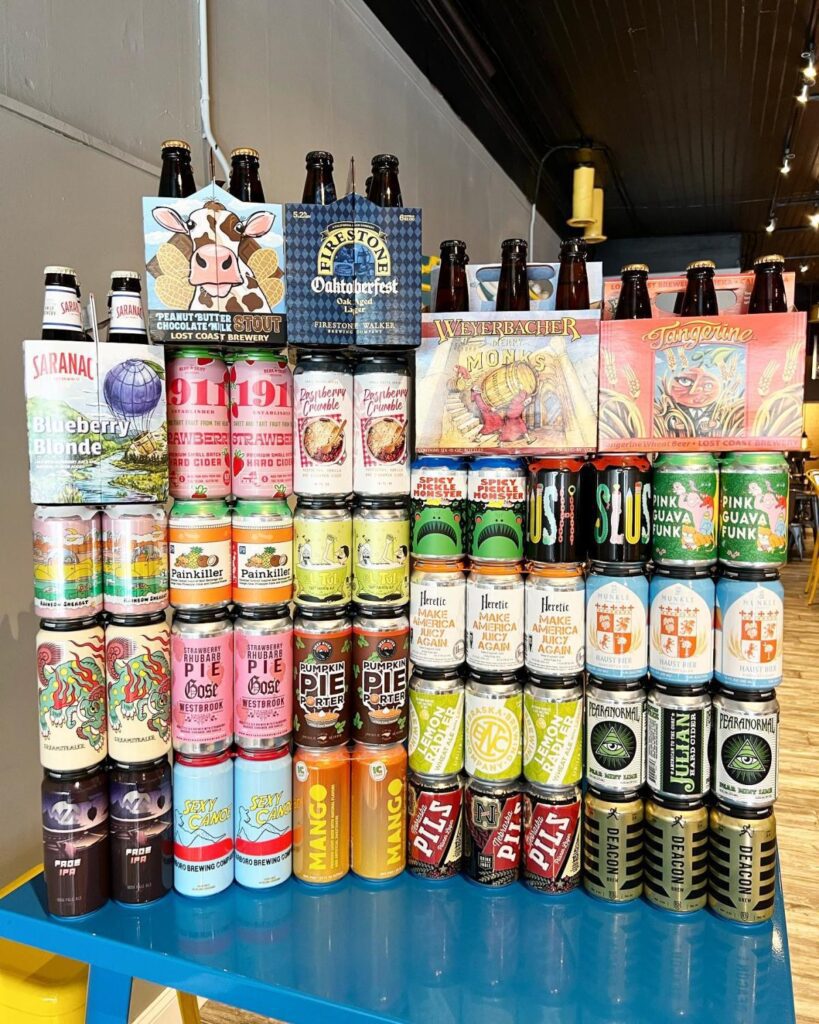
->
[367,169,402,207]
[680,273,718,315]
[555,256,589,310]
[748,271,787,314]
[435,258,469,312]
[302,165,337,204]
[107,286,148,343]
[42,281,84,339]
[496,258,529,311]
[229,161,265,203]
[615,275,651,319]
[158,155,196,198]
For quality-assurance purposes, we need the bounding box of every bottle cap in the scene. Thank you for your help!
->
[371,153,399,167]
[306,150,334,164]
[109,271,141,281]
[231,147,259,158]
[161,140,191,151]
[686,259,716,270]
[621,263,649,273]
[753,254,784,266]
[44,266,77,277]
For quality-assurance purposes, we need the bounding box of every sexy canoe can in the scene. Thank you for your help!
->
[293,607,352,747]
[646,683,711,800]
[589,454,652,565]
[525,457,584,565]
[32,506,102,620]
[465,563,525,674]
[522,677,583,786]
[714,568,784,689]
[410,456,468,560]
[409,560,466,669]
[524,565,585,676]
[651,453,718,567]
[352,606,410,745]
[463,776,523,887]
[408,666,464,776]
[712,687,779,808]
[170,610,234,755]
[352,498,410,607]
[353,353,410,497]
[293,498,352,608]
[648,567,715,685]
[109,757,172,905]
[169,500,232,609]
[102,505,168,616]
[582,787,644,903]
[718,452,789,568]
[708,803,776,924]
[292,745,351,884]
[351,741,407,881]
[234,746,293,889]
[293,350,353,497]
[644,795,708,913]
[585,564,649,680]
[173,751,234,897]
[585,677,647,794]
[464,672,523,782]
[232,499,293,607]
[522,782,582,894]
[233,607,293,750]
[467,457,527,564]
[407,772,463,879]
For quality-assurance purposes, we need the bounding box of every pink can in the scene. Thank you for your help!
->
[32,506,102,620]
[102,504,168,616]
[229,351,293,499]
[234,609,293,749]
[171,610,233,754]
[167,349,230,500]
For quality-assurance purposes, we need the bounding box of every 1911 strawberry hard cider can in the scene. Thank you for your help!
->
[102,505,168,616]
[171,610,234,755]
[33,507,102,620]
[232,499,293,606]
[169,501,232,609]
[351,742,407,881]
[233,607,293,749]
[293,746,351,884]
[294,608,352,747]
[167,349,230,500]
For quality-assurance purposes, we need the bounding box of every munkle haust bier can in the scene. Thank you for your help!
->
[583,787,643,903]
[708,803,777,924]
[715,568,784,690]
[712,687,779,808]
[718,452,788,568]
[651,453,718,567]
[646,683,711,800]
[585,564,649,680]
[585,677,646,794]
[644,795,708,913]
[589,455,652,564]
[648,567,714,686]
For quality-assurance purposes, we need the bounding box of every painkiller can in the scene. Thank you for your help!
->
[522,782,582,894]
[464,672,523,782]
[715,568,784,689]
[407,772,463,880]
[718,452,789,568]
[525,456,584,564]
[585,677,646,795]
[649,567,715,685]
[644,795,708,913]
[353,353,410,497]
[293,607,352,748]
[408,667,464,776]
[170,610,233,755]
[465,563,524,674]
[172,751,234,897]
[352,606,409,745]
[646,683,711,800]
[409,560,466,669]
[293,498,352,608]
[708,803,777,924]
[410,456,468,560]
[234,746,293,889]
[582,787,643,903]
[651,453,718,567]
[292,745,351,884]
[352,498,410,607]
[32,506,102,620]
[351,742,407,881]
[293,351,353,497]
[109,756,172,905]
[231,499,293,607]
[589,454,652,565]
[467,457,526,564]
[712,687,779,808]
[102,505,168,616]
[169,500,232,609]
[463,776,523,888]
[585,563,649,680]
[233,607,293,750]
[523,676,583,786]
[524,565,585,676]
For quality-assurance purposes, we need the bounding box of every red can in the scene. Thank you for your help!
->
[463,776,522,887]
[522,782,582,893]
[167,350,230,500]
[229,351,293,499]
[407,772,462,880]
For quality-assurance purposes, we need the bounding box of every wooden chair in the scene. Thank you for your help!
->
[805,471,819,605]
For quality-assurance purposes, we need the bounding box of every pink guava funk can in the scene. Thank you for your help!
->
[32,506,102,620]
[167,348,230,500]
[234,607,293,750]
[228,350,293,499]
[171,609,234,755]
[102,505,168,616]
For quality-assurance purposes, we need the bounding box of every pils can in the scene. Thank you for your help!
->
[293,608,352,747]
[170,610,233,755]
[352,607,409,745]
[589,454,652,564]
[646,683,711,800]
[644,795,708,913]
[715,568,784,689]
[233,607,293,750]
[293,351,353,497]
[464,672,523,782]
[410,456,468,559]
[234,746,293,889]
[525,457,584,564]
[465,564,524,673]
[712,687,779,808]
[167,349,230,500]
[523,677,583,786]
[524,565,585,676]
[708,803,777,924]
[582,787,643,903]
[585,564,649,680]
[292,745,350,884]
[522,782,582,894]
[109,757,172,905]
[352,498,410,607]
[649,567,714,685]
[173,751,234,897]
[353,354,410,496]
[293,498,352,608]
[102,505,168,616]
[169,501,232,609]
[719,452,789,568]
[409,560,466,669]
[351,742,407,881]
[585,677,646,794]
[232,499,293,606]
[407,772,463,879]
[651,453,718,567]
[467,457,526,564]
[408,667,464,776]
[32,506,102,620]
[463,776,523,887]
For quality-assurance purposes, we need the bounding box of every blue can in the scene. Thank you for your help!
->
[173,751,233,897]
[585,564,649,680]
[234,746,293,889]
[715,568,784,690]
[648,567,715,685]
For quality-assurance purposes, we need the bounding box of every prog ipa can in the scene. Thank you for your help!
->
[522,677,583,786]
[169,501,232,609]
[651,453,718,567]
[585,677,646,795]
[171,610,233,755]
[715,568,784,690]
[713,687,779,808]
[109,757,172,905]
[522,782,582,894]
[525,457,584,565]
[463,776,523,888]
[467,457,526,564]
[408,667,464,776]
[293,498,352,608]
[589,455,652,565]
[649,568,715,685]
[293,351,353,497]
[233,607,293,750]
[293,608,352,747]
[464,672,523,782]
[646,683,711,800]
[719,452,789,568]
[173,751,234,897]
[585,564,649,681]
[167,349,230,500]
[351,742,407,881]
[583,787,643,903]
[524,565,585,676]
[407,772,463,880]
[708,803,777,924]
[352,607,409,745]
[352,498,410,607]
[465,564,524,673]
[32,506,102,620]
[234,746,293,889]
[292,745,350,884]
[353,353,410,496]
[644,795,708,913]
[409,560,466,669]
[102,505,168,616]
[410,456,468,560]
[232,499,293,607]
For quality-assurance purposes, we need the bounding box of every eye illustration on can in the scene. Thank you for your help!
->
[590,721,636,770]
[721,734,772,785]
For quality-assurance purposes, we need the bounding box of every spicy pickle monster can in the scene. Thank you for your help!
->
[352,498,410,607]
[644,795,708,913]
[708,803,777,924]
[649,567,715,685]
[408,667,464,776]
[715,568,784,689]
[583,787,644,903]
[522,677,583,786]
[718,452,789,568]
[651,453,718,567]
[410,456,468,559]
[33,506,103,620]
[293,608,352,747]
[293,498,352,608]
[467,457,526,564]
[352,607,409,745]
[351,742,407,881]
[172,751,234,897]
[522,782,582,894]
[292,746,351,884]
[464,672,523,782]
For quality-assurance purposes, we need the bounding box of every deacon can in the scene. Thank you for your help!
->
[408,667,464,776]
[589,455,652,564]
[293,607,352,747]
[651,453,718,567]
[585,564,649,680]
[234,746,293,889]
[233,607,293,749]
[583,788,644,903]
[524,565,585,676]
[464,672,523,782]
[466,564,524,673]
[644,795,708,913]
[646,683,711,800]
[109,757,172,905]
[708,803,777,924]
[32,506,102,620]
[352,607,409,745]
[409,560,466,669]
[171,610,233,755]
[292,746,350,884]
[407,773,463,880]
[102,505,168,616]
[585,677,646,794]
[523,676,583,786]
[715,569,784,689]
[522,782,582,894]
[713,687,779,808]
[232,499,293,607]
[169,501,232,609]
[352,498,410,607]
[353,353,410,496]
[293,498,352,608]
[410,456,468,560]
[467,457,526,563]
[463,776,523,887]
[351,742,407,881]
[648,568,714,685]
[293,351,352,497]
[173,751,234,897]
[719,452,789,568]
[525,457,584,564]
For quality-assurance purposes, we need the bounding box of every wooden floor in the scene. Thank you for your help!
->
[200,555,819,1024]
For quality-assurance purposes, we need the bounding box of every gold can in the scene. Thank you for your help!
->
[292,746,350,884]
[583,787,643,903]
[708,803,776,924]
[351,742,407,881]
[644,796,708,913]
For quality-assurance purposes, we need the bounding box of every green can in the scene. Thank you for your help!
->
[408,667,464,776]
[522,677,583,785]
[651,453,718,567]
[718,452,789,568]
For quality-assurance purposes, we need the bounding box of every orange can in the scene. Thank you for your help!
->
[351,742,407,881]
[231,499,293,607]
[169,501,232,609]
[293,746,350,884]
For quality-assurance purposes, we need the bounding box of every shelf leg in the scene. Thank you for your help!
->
[85,966,133,1024]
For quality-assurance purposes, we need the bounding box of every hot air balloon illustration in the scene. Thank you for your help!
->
[103,360,163,436]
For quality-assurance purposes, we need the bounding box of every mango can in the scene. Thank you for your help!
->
[292,746,350,884]
[351,742,407,881]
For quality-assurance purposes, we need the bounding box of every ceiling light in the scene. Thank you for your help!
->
[810,211,819,228]
[803,46,817,82]
[798,80,810,104]
[801,264,809,273]
[780,152,794,175]
[766,217,776,234]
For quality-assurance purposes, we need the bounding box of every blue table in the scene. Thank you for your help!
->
[0,871,795,1024]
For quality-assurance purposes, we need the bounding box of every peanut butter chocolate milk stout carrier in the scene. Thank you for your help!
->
[366,154,403,207]
[293,606,352,747]
[32,506,103,620]
[495,238,530,311]
[463,776,523,887]
[41,266,84,340]
[102,505,168,616]
[158,140,196,198]
[228,147,266,203]
[410,560,466,669]
[107,271,148,343]
[410,456,468,561]
[406,772,463,879]
[353,354,410,497]
[708,802,777,924]
[173,751,234,897]
[644,794,708,913]
[292,746,351,884]
[233,606,293,750]
[748,255,788,313]
[583,786,644,903]
[435,239,469,312]
[408,666,464,776]
[293,351,353,497]
[301,151,337,205]
[679,260,718,316]
[293,497,352,608]
[465,563,525,674]
[109,756,172,905]
[555,238,589,311]
[166,351,230,501]
[169,500,232,609]
[170,609,233,755]
[614,264,652,320]
[352,605,409,745]
[351,742,407,881]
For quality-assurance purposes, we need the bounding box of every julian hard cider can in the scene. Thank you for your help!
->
[646,683,711,800]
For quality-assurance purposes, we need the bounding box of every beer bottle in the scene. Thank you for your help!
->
[748,254,787,314]
[228,147,265,203]
[614,263,652,319]
[672,290,684,315]
[107,272,148,344]
[302,150,337,204]
[42,266,85,341]
[158,140,196,198]
[496,238,530,311]
[680,260,718,316]
[435,239,469,312]
[367,154,402,207]
[555,238,590,310]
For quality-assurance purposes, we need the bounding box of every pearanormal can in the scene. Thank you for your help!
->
[234,746,293,889]
[523,676,583,786]
[524,565,585,676]
[351,742,407,881]
[173,751,234,897]
[463,776,523,888]
[232,499,293,607]
[646,683,711,800]
[410,456,468,559]
[585,563,648,681]
[651,453,718,567]
[233,607,293,750]
[102,505,168,616]
[292,745,350,884]
[466,564,524,673]
[585,677,646,795]
[105,612,171,764]
[409,560,466,669]
[169,500,232,609]
[718,452,789,568]
[33,506,102,620]
[582,787,643,903]
[644,795,708,913]
[37,617,107,772]
[712,687,779,808]
[293,498,352,608]
[352,498,410,607]
[522,782,582,894]
[408,667,464,776]
[708,803,776,924]
[352,606,409,745]
[589,454,652,565]
[353,353,410,496]
[648,567,714,685]
[293,607,352,747]
[171,610,233,755]
[109,757,172,905]
[407,772,463,880]
[293,351,353,497]
[715,568,784,690]
[464,672,523,782]
[525,457,584,564]
[467,457,526,564]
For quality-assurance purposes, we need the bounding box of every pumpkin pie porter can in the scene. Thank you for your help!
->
[293,608,352,747]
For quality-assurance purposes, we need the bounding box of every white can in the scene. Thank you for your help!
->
[465,565,525,674]
[353,355,410,496]
[293,352,353,497]
[409,561,466,669]
[524,567,585,676]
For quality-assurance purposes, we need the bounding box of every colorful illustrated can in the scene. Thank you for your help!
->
[585,564,649,680]
[463,776,523,888]
[408,667,464,776]
[714,568,784,689]
[524,565,585,676]
[167,349,230,500]
[708,803,776,924]
[37,618,107,772]
[646,683,711,800]
[648,567,715,685]
[109,757,172,905]
[352,607,409,745]
[525,457,584,564]
[293,608,352,747]
[585,677,646,794]
[32,506,102,620]
[410,456,468,559]
[351,742,407,881]
[583,787,644,903]
[292,745,350,884]
[293,351,353,497]
[105,612,171,764]
[228,349,293,499]
[173,751,234,897]
[170,610,233,755]
[644,795,708,913]
[467,457,526,563]
[293,498,352,608]
[522,677,583,786]
[718,452,789,568]
[102,505,168,616]
[464,672,523,782]
[651,453,718,567]
[234,746,293,889]
[465,564,525,673]
[42,766,109,917]
[233,608,293,750]
[232,499,293,607]
[353,353,410,496]
[522,782,582,894]
[352,498,410,607]
[168,501,232,609]
[409,560,466,669]
[712,687,779,808]
[589,454,652,564]
[407,772,463,880]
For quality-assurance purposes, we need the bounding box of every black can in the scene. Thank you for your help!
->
[109,756,173,905]
[463,776,523,887]
[407,772,463,879]
[588,454,652,564]
[525,457,585,564]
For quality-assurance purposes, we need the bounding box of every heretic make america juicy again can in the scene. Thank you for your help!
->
[585,564,649,680]
[353,353,410,497]
[410,456,468,560]
[293,351,353,497]
[651,453,718,567]
[102,505,168,616]
[234,746,293,889]
[293,607,352,747]
[167,349,230,500]
[171,610,234,755]
[522,782,582,894]
[32,506,102,620]
[524,565,585,676]
[718,452,789,568]
[525,457,584,565]
[352,606,410,745]
[169,501,232,609]
[648,567,715,686]
[173,751,234,897]
[712,687,779,808]
[109,757,172,905]
[233,607,293,750]
[466,564,524,674]
[467,457,526,564]
[589,454,652,565]
[410,560,466,670]
[463,776,523,888]
[407,772,463,880]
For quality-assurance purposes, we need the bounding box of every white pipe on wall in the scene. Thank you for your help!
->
[199,0,230,180]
